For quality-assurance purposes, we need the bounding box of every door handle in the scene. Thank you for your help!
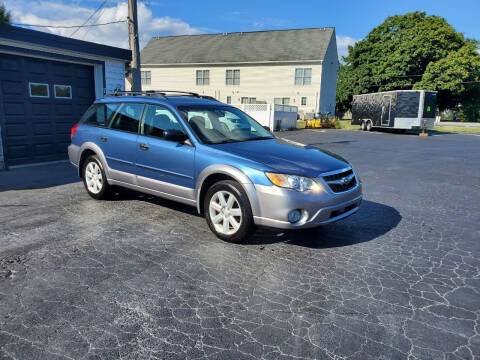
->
[139,143,149,151]
[100,136,108,142]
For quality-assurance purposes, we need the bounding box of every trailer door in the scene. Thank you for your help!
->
[381,95,392,126]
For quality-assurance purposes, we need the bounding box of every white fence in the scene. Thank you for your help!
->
[233,104,298,131]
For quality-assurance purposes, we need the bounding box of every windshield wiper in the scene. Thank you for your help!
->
[239,136,274,142]
[215,139,240,144]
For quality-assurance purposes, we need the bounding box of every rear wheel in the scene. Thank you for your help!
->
[366,120,373,131]
[204,180,255,242]
[82,155,112,199]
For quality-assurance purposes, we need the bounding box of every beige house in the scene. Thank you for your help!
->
[140,28,339,117]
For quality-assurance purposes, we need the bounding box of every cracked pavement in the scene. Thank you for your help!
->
[0,129,479,359]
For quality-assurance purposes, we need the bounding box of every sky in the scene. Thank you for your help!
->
[3,0,479,60]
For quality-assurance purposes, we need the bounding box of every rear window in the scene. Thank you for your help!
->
[81,103,118,127]
[108,103,144,133]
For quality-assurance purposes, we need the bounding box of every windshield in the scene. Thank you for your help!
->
[177,105,274,144]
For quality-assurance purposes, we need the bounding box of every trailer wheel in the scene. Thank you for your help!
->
[366,120,373,131]
[361,121,366,131]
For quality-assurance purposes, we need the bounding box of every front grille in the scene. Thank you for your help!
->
[323,169,357,193]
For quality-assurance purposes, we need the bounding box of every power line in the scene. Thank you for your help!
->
[81,0,110,40]
[11,20,127,29]
[70,0,108,37]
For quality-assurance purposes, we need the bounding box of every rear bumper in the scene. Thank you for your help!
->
[68,144,81,168]
[252,181,362,229]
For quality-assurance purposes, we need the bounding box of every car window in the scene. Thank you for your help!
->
[81,103,118,127]
[178,105,273,144]
[141,104,184,140]
[108,103,144,133]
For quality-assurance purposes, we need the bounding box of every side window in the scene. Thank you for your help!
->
[108,103,144,133]
[81,103,117,127]
[141,105,184,140]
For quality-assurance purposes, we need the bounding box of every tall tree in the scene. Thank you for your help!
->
[336,12,480,121]
[0,4,10,24]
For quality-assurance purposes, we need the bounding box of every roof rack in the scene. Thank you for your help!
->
[105,90,218,101]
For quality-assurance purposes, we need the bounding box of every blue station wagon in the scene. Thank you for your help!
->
[69,91,362,242]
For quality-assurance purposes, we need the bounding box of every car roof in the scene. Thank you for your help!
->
[96,94,223,107]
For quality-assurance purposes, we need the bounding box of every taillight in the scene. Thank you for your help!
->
[71,123,79,139]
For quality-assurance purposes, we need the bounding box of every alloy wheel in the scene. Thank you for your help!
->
[208,190,242,235]
[85,161,103,194]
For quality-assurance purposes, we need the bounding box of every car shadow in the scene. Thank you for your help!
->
[107,187,200,216]
[247,200,401,248]
[108,190,400,248]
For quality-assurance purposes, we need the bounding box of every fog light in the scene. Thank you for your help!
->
[288,209,302,224]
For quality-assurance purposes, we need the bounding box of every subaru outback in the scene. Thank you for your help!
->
[69,91,362,242]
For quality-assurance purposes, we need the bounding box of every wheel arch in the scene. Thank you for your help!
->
[78,143,109,178]
[195,165,260,216]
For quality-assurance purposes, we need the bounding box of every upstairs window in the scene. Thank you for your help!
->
[196,70,210,85]
[226,69,240,85]
[295,68,312,85]
[141,71,151,85]
[301,97,307,106]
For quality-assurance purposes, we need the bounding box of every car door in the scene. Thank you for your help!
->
[135,104,195,201]
[99,102,144,181]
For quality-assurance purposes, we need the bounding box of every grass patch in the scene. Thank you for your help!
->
[431,126,480,134]
[336,119,361,130]
[334,120,480,134]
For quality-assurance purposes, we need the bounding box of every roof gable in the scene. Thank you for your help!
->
[141,28,335,65]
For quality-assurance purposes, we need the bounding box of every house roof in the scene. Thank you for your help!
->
[141,28,335,65]
[0,24,131,61]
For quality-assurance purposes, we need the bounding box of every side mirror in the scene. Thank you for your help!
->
[263,125,271,132]
[163,129,188,143]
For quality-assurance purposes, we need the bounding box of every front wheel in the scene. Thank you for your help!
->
[361,121,366,131]
[82,155,112,199]
[204,180,255,242]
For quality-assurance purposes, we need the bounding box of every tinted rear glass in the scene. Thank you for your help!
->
[108,103,144,133]
[81,103,118,127]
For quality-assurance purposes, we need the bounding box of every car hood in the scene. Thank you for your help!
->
[209,138,350,177]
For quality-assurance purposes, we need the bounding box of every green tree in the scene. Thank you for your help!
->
[336,11,480,121]
[414,42,480,120]
[0,4,10,24]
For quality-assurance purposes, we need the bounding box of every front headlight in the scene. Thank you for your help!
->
[265,172,320,192]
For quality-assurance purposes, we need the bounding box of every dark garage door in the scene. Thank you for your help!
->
[0,53,95,166]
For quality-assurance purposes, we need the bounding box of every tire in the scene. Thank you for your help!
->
[204,180,255,243]
[82,155,112,200]
[361,121,366,131]
[366,120,373,132]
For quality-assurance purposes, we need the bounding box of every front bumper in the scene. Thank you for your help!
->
[252,177,362,229]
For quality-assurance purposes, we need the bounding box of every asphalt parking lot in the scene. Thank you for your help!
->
[1,129,479,360]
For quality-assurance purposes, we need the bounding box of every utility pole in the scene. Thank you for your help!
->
[127,0,141,91]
